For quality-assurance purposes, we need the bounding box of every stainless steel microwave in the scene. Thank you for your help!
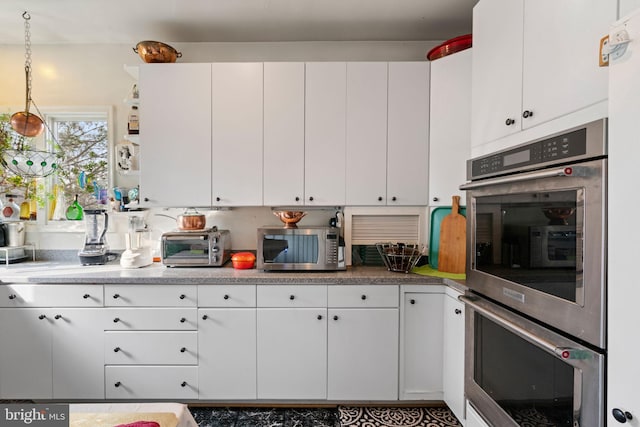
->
[257,226,345,271]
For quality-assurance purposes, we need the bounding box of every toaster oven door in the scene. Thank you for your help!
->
[162,234,211,265]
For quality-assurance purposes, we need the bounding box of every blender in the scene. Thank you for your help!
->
[120,214,153,268]
[78,209,116,265]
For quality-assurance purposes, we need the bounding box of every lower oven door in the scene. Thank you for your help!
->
[461,293,604,427]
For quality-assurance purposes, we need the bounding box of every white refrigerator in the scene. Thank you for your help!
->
[608,8,640,425]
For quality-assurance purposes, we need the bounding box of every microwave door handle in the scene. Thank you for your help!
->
[459,166,581,190]
[460,295,559,355]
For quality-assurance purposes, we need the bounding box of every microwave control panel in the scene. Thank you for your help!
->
[325,232,339,265]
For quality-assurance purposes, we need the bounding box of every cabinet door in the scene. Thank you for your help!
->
[327,308,398,400]
[429,50,471,206]
[521,0,614,129]
[139,63,212,207]
[400,291,444,400]
[52,309,107,399]
[305,62,346,206]
[443,292,465,424]
[345,62,388,205]
[257,308,327,399]
[471,0,524,147]
[264,62,305,206]
[387,62,430,205]
[212,62,263,206]
[0,308,52,399]
[198,308,257,399]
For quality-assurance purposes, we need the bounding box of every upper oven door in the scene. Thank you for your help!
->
[462,157,606,348]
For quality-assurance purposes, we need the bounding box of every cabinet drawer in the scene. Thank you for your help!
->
[105,331,198,365]
[105,366,198,399]
[0,284,103,307]
[328,285,398,308]
[257,285,327,307]
[105,308,197,330]
[198,285,256,307]
[104,285,196,307]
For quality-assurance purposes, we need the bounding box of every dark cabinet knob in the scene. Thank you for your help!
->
[113,317,120,323]
[295,196,300,202]
[179,294,186,300]
[391,196,397,201]
[289,295,295,300]
[317,315,323,320]
[114,347,121,352]
[180,347,186,353]
[144,197,150,202]
[8,294,17,300]
[54,314,62,320]
[202,314,208,320]
[309,196,314,202]
[378,196,383,201]
[333,315,339,321]
[361,295,367,300]
[522,110,533,119]
[432,197,439,202]
[410,299,416,305]
[113,294,120,299]
[38,314,46,320]
[180,317,187,323]
[216,197,221,202]
[114,381,121,387]
[181,381,187,387]
[223,294,229,300]
[83,294,90,299]
[455,308,462,315]
[612,408,633,423]
[505,118,515,126]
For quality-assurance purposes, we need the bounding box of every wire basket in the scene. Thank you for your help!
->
[376,242,425,273]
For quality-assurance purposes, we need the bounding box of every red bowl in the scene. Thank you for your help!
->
[426,34,472,61]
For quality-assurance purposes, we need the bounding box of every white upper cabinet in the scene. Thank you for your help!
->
[471,0,615,150]
[263,62,305,206]
[305,62,347,206]
[429,49,472,206]
[387,62,430,206]
[139,63,212,207]
[212,63,264,206]
[345,62,389,206]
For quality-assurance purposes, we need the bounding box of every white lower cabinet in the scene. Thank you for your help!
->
[443,288,466,424]
[400,286,444,400]
[198,308,257,399]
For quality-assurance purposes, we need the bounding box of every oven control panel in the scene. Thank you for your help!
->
[468,119,607,180]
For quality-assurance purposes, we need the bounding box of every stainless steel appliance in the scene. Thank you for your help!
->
[257,226,345,271]
[460,119,607,348]
[460,119,607,426]
[79,209,117,265]
[161,227,231,267]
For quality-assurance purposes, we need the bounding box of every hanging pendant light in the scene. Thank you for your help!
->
[2,11,62,178]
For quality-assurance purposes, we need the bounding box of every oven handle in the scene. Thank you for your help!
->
[459,295,560,355]
[459,166,581,190]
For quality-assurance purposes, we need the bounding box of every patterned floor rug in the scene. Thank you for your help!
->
[338,406,462,427]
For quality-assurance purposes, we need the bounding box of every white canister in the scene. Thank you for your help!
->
[5,222,25,247]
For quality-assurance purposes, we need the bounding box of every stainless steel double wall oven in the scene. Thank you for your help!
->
[460,119,607,426]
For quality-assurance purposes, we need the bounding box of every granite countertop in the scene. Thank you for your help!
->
[0,261,466,291]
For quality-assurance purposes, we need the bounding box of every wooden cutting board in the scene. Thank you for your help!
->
[437,195,466,274]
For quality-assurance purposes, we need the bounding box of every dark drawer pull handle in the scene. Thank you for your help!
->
[361,295,367,300]
[333,315,339,321]
[113,317,120,323]
[455,308,462,315]
[317,315,323,320]
[522,110,533,119]
[289,295,295,300]
[114,347,121,352]
[179,294,186,300]
[113,294,120,299]
[8,294,17,300]
[505,118,515,126]
[181,381,187,387]
[309,196,314,202]
[410,299,416,305]
[295,196,300,202]
[391,196,397,201]
[223,294,229,300]
[114,381,121,388]
[180,317,187,323]
[180,347,186,353]
[202,314,209,320]
[612,408,633,423]
[378,196,383,201]
[38,314,46,320]
[54,314,62,320]
[83,294,90,299]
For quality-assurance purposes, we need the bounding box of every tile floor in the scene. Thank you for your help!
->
[189,405,462,427]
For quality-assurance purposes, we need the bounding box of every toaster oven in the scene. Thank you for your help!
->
[161,228,231,267]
